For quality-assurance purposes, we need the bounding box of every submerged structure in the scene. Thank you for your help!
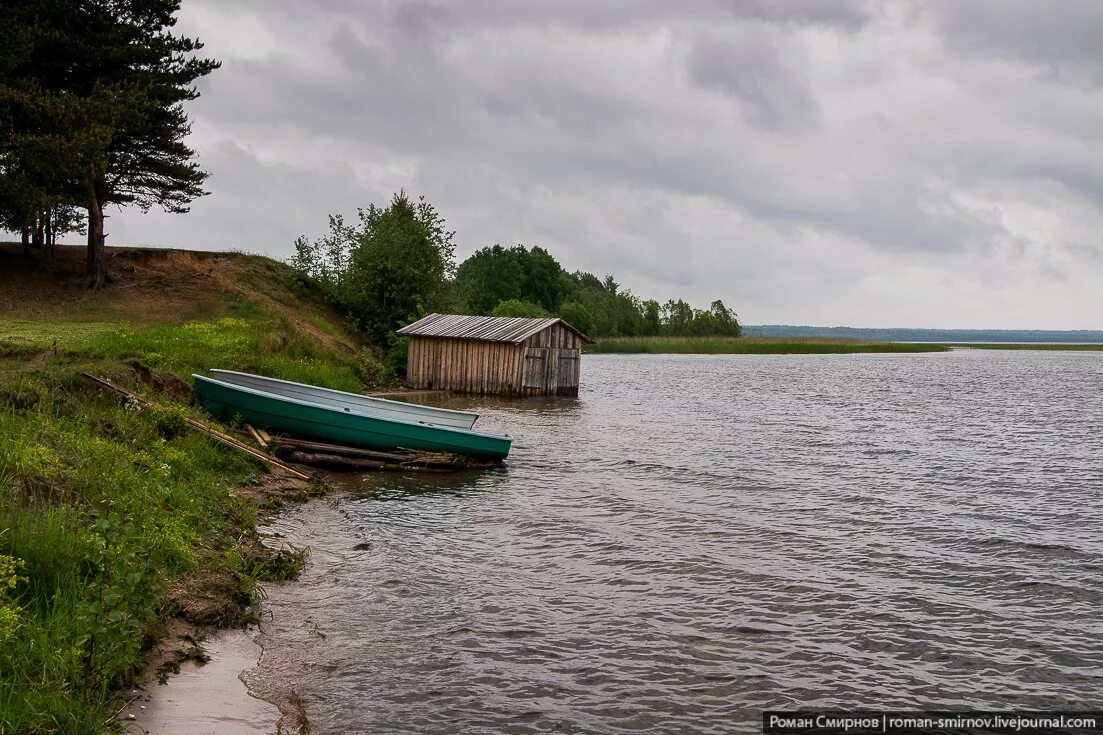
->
[397,313,594,397]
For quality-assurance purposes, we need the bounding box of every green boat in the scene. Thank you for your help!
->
[193,374,512,460]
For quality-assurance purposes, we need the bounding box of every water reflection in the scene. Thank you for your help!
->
[382,389,585,418]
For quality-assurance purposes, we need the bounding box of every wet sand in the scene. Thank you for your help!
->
[121,627,279,735]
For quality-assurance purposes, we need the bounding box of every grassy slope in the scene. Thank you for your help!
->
[589,336,950,354]
[0,244,390,734]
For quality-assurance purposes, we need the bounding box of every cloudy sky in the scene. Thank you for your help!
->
[109,0,1103,329]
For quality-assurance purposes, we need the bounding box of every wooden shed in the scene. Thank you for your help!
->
[397,313,594,397]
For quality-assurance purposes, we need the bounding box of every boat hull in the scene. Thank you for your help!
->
[193,376,511,460]
[208,369,478,429]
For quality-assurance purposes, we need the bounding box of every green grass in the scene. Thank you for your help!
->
[0,375,261,733]
[0,281,389,733]
[82,315,367,392]
[1,296,388,393]
[0,322,126,355]
[589,336,950,354]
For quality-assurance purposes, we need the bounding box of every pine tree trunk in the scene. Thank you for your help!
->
[44,206,56,276]
[86,184,107,290]
[21,230,30,256]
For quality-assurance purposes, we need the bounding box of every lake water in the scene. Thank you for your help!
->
[245,351,1103,734]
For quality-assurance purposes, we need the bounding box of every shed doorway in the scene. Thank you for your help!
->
[522,347,580,395]
[522,347,548,389]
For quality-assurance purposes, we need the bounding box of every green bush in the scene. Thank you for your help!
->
[558,301,592,335]
[355,348,393,388]
[490,299,551,318]
[385,336,409,377]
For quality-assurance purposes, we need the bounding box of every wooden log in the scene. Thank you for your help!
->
[272,438,413,462]
[272,438,497,470]
[285,451,390,470]
[284,450,495,473]
[244,423,268,448]
[81,373,310,481]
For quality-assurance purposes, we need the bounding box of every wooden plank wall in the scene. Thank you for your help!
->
[406,337,525,395]
[405,324,585,396]
[523,324,582,350]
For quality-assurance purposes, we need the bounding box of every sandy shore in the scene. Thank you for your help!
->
[119,626,279,735]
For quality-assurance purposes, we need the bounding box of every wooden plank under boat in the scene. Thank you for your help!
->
[208,369,478,429]
[193,375,512,460]
[269,438,501,472]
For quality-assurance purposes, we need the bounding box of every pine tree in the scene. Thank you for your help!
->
[0,0,219,288]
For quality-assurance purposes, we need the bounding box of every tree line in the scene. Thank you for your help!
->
[290,193,741,354]
[0,0,217,287]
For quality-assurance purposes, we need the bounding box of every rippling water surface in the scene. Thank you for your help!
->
[247,351,1103,734]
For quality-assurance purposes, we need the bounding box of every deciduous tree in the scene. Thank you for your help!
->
[559,301,593,335]
[454,244,525,314]
[490,299,551,318]
[342,193,456,344]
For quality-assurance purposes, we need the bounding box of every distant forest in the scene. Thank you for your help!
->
[744,325,1103,344]
[289,192,741,348]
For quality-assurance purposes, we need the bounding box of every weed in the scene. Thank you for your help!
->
[0,550,25,640]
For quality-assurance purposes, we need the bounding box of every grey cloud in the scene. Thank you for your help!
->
[930,1,1103,84]
[100,0,1103,328]
[1018,158,1103,207]
[719,0,871,30]
[118,139,367,254]
[191,6,974,259]
[686,29,821,132]
[257,0,726,35]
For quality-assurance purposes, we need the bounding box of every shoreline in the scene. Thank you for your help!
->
[588,336,949,354]
[115,491,344,735]
[588,336,1103,354]
[119,624,280,735]
[0,245,381,732]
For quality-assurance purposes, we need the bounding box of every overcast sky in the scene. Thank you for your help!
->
[107,0,1103,329]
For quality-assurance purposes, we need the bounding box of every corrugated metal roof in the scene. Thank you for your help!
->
[397,313,594,343]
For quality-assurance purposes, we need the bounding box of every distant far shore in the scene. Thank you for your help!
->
[589,336,1103,354]
[742,324,1103,344]
[589,336,948,354]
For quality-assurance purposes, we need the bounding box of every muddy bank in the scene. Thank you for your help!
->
[114,473,325,735]
[120,626,278,735]
[117,492,340,735]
